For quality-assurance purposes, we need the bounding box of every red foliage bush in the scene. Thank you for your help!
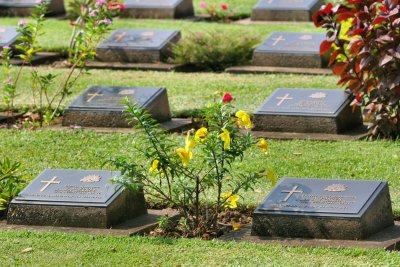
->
[314,0,400,138]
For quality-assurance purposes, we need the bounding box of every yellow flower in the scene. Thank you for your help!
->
[221,190,240,209]
[220,128,231,150]
[185,131,196,151]
[257,138,269,154]
[149,159,159,174]
[176,148,192,166]
[195,127,208,141]
[235,110,251,129]
[232,222,242,231]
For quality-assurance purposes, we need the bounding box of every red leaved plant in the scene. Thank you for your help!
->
[313,0,400,138]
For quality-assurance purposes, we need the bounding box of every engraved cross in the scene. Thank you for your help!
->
[114,32,127,42]
[281,185,303,202]
[267,0,274,4]
[276,93,293,106]
[40,176,61,192]
[272,35,285,46]
[86,92,104,102]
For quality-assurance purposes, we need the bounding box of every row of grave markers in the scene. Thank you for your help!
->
[1,25,328,69]
[0,0,324,21]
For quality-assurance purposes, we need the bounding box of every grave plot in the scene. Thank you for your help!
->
[7,169,148,228]
[122,0,194,19]
[0,0,65,17]
[96,29,181,64]
[252,32,327,69]
[251,0,324,21]
[62,86,172,128]
[252,178,394,240]
[252,88,363,134]
[0,26,20,50]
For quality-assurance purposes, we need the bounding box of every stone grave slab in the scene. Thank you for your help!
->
[251,0,324,21]
[122,0,194,19]
[252,32,327,68]
[7,169,147,228]
[62,86,172,128]
[0,26,20,50]
[252,178,394,240]
[0,0,65,17]
[96,29,181,63]
[252,88,363,134]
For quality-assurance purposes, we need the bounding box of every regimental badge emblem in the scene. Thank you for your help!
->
[118,89,135,95]
[80,174,102,183]
[299,35,313,41]
[324,184,348,192]
[309,92,327,99]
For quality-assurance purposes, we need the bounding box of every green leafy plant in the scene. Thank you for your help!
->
[0,156,26,217]
[173,31,260,71]
[313,0,400,138]
[109,93,276,236]
[198,2,234,21]
[0,0,124,126]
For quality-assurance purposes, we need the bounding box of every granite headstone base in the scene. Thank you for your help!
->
[122,0,194,19]
[252,52,324,68]
[253,103,362,134]
[0,0,65,17]
[251,0,324,21]
[7,189,147,228]
[252,182,394,240]
[96,31,181,63]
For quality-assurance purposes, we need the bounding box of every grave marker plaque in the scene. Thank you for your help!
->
[122,0,194,19]
[62,86,172,128]
[252,32,327,68]
[251,0,324,21]
[7,169,147,228]
[0,0,65,17]
[252,178,394,240]
[96,29,181,63]
[0,26,20,49]
[253,88,363,134]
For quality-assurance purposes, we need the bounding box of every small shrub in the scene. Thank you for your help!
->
[108,93,276,236]
[198,2,234,21]
[173,31,260,71]
[313,1,400,138]
[0,156,26,217]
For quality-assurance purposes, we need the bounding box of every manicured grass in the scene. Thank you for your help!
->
[1,129,400,212]
[3,68,338,115]
[0,17,322,53]
[1,230,400,266]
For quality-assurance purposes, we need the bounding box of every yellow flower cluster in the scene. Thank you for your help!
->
[221,190,240,209]
[176,128,208,166]
[235,110,252,129]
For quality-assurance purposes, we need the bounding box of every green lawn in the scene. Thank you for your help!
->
[1,231,399,266]
[0,17,322,53]
[1,1,400,265]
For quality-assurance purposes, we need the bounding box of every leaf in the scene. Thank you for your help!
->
[337,12,354,22]
[372,16,387,25]
[21,247,33,253]
[379,54,393,66]
[320,40,333,55]
[332,62,348,75]
[266,167,277,186]
[329,50,340,66]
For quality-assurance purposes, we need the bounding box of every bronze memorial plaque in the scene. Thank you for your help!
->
[252,88,363,134]
[7,169,147,228]
[252,178,394,240]
[252,32,327,68]
[251,0,324,21]
[122,0,194,19]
